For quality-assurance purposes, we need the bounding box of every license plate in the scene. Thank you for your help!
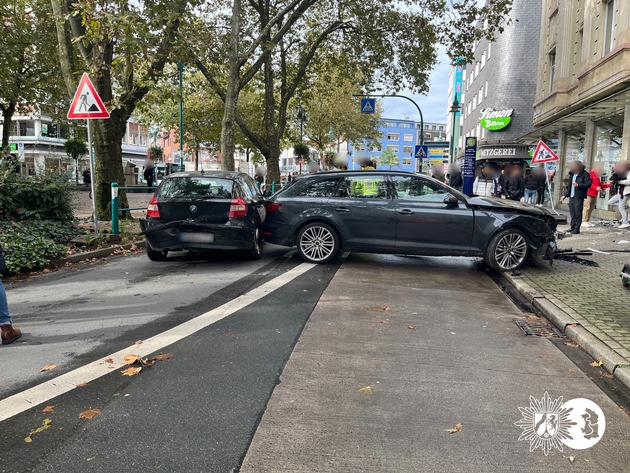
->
[179,232,215,243]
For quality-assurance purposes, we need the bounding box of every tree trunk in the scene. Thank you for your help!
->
[220,0,241,172]
[92,115,130,219]
[50,0,75,98]
[1,102,16,150]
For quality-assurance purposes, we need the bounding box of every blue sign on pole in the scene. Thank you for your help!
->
[361,98,376,114]
[462,137,477,196]
[414,145,428,159]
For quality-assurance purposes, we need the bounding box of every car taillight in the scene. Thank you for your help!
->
[228,198,248,218]
[265,202,283,213]
[147,197,160,218]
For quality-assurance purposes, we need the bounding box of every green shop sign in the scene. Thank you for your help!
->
[480,108,513,131]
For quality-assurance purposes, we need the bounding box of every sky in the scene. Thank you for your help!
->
[380,47,451,124]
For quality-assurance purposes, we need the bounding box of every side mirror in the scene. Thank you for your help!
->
[443,194,459,206]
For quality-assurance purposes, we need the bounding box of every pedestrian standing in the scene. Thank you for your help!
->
[143,158,155,192]
[536,166,547,206]
[448,163,463,191]
[503,166,524,201]
[561,161,592,234]
[431,164,445,183]
[472,163,499,197]
[523,169,542,205]
[582,164,611,228]
[0,245,21,345]
[608,161,630,229]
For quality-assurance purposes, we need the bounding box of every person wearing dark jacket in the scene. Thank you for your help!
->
[0,245,21,345]
[447,164,463,191]
[561,161,592,234]
[503,166,524,201]
[523,169,543,205]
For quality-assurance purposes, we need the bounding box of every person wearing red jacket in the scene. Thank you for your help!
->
[582,165,611,228]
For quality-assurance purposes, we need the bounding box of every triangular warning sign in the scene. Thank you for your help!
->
[531,140,559,164]
[415,146,427,158]
[67,73,110,119]
[362,101,374,113]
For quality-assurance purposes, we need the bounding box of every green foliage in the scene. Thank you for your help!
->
[0,221,77,275]
[0,173,74,222]
[293,142,310,162]
[148,146,164,162]
[64,138,88,160]
[378,148,399,170]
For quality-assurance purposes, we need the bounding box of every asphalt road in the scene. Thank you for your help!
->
[1,248,630,472]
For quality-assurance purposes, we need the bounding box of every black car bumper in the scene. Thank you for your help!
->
[140,219,254,252]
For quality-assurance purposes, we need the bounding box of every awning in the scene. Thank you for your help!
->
[517,87,630,142]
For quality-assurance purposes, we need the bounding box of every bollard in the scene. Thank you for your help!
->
[272,181,276,193]
[111,182,119,235]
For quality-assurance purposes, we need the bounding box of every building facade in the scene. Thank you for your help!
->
[524,0,630,217]
[460,0,542,167]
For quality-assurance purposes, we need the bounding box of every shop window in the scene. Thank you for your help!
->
[595,117,623,208]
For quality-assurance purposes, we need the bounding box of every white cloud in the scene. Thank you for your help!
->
[381,48,450,124]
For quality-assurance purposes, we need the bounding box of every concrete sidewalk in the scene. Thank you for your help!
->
[505,219,630,389]
[241,254,630,472]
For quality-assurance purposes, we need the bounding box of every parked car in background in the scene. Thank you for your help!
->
[140,172,266,261]
[262,170,557,271]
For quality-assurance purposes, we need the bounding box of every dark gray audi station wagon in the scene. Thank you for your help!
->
[262,170,557,271]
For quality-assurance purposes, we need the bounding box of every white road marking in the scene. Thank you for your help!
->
[0,262,315,422]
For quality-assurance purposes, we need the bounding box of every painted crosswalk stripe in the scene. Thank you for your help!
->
[0,262,315,422]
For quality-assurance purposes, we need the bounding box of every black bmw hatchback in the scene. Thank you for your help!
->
[263,170,557,272]
[140,172,266,261]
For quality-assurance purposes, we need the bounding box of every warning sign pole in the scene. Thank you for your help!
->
[86,119,98,235]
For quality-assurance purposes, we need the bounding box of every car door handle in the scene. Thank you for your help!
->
[398,209,414,215]
[335,207,350,213]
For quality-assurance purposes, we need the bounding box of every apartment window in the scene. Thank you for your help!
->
[424,125,429,130]
[354,142,366,151]
[432,125,437,131]
[549,50,556,93]
[370,144,382,152]
[387,132,400,141]
[402,146,413,155]
[603,0,616,56]
[399,123,412,129]
[387,145,399,153]
[383,121,397,128]
[439,126,444,131]
[403,133,414,142]
[402,157,412,166]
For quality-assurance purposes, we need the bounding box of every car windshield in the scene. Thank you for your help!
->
[158,177,234,199]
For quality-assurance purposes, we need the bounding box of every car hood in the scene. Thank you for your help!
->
[467,196,551,216]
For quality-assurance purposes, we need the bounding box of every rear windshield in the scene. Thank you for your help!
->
[157,177,234,199]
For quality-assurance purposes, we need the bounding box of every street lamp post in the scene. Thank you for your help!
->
[178,60,184,171]
[297,106,307,174]
[449,94,461,164]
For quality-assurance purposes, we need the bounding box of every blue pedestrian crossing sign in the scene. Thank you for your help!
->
[361,98,376,114]
[415,145,428,158]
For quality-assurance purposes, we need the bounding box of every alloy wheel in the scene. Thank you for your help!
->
[299,226,336,262]
[494,233,528,270]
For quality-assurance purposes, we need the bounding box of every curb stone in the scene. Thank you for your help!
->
[503,272,630,392]
[64,241,145,264]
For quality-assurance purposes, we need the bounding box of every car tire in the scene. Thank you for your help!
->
[296,222,339,264]
[485,229,529,272]
[247,227,263,260]
[146,244,168,262]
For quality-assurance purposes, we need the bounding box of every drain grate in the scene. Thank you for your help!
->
[515,316,564,338]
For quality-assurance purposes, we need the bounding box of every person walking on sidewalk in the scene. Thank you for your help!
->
[0,245,21,345]
[609,161,630,229]
[523,169,543,205]
[582,164,611,228]
[561,161,592,234]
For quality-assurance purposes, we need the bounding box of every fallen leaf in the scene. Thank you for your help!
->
[42,405,56,413]
[40,364,57,372]
[368,306,391,312]
[358,386,373,395]
[76,382,89,387]
[134,340,143,345]
[564,455,575,463]
[79,409,101,420]
[120,367,142,376]
[591,360,604,367]
[408,326,417,331]
[151,353,174,362]
[446,423,462,434]
[539,354,552,359]
[87,458,95,462]
[24,418,52,442]
[564,341,579,348]
[103,358,114,364]
[567,323,578,327]
[123,354,140,365]
[379,319,390,325]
